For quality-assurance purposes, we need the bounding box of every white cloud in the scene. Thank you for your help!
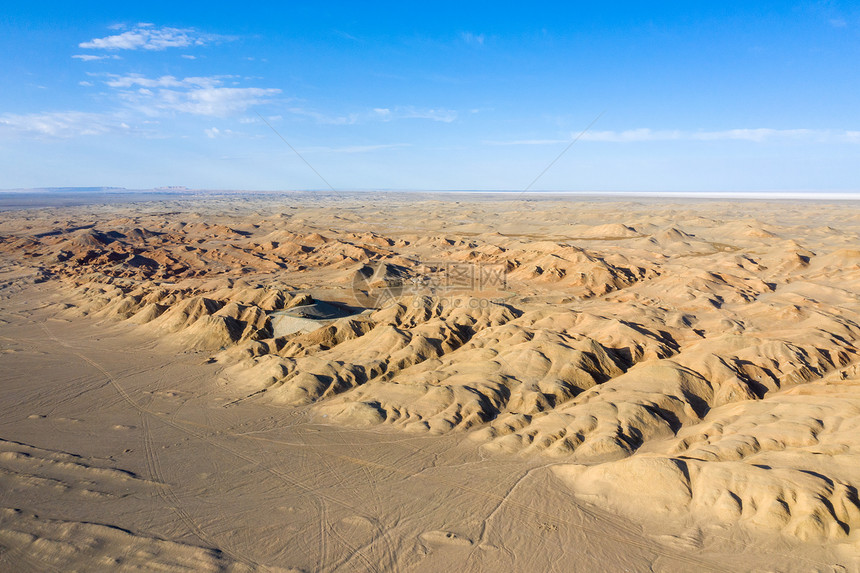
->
[689,128,814,142]
[100,77,456,126]
[303,143,411,154]
[72,54,121,61]
[581,128,683,142]
[461,31,486,45]
[181,54,197,60]
[333,30,360,42]
[396,106,458,123]
[204,127,220,138]
[104,73,223,89]
[487,128,860,145]
[582,128,854,143]
[0,111,131,138]
[100,74,280,117]
[239,115,280,124]
[485,139,567,146]
[136,86,280,117]
[370,106,457,123]
[288,105,457,125]
[79,23,221,51]
[287,107,359,125]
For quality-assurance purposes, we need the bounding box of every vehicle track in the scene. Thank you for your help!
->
[326,427,398,573]
[33,320,840,573]
[38,322,261,570]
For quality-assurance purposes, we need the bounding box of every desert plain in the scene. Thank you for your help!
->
[0,191,859,572]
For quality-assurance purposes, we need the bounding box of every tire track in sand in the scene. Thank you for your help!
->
[39,322,260,571]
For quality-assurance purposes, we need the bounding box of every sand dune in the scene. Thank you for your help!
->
[1,192,859,570]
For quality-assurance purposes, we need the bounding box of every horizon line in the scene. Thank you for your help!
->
[2,187,860,201]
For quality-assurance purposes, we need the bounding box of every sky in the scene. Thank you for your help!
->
[1,1,859,192]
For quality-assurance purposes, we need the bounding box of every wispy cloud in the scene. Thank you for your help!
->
[333,30,360,42]
[205,127,237,138]
[287,105,457,125]
[689,128,816,142]
[582,128,860,143]
[302,143,412,154]
[487,128,860,145]
[484,138,567,146]
[239,115,281,124]
[287,107,360,125]
[374,106,458,123]
[0,111,131,138]
[103,73,223,89]
[579,128,681,142]
[460,31,486,45]
[99,73,280,117]
[72,54,121,61]
[137,86,280,117]
[79,23,225,51]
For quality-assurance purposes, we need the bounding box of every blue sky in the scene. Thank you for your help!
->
[1,1,858,191]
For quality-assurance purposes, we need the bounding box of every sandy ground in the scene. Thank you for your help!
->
[1,192,859,571]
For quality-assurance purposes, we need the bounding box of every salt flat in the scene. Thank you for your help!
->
[0,192,858,571]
